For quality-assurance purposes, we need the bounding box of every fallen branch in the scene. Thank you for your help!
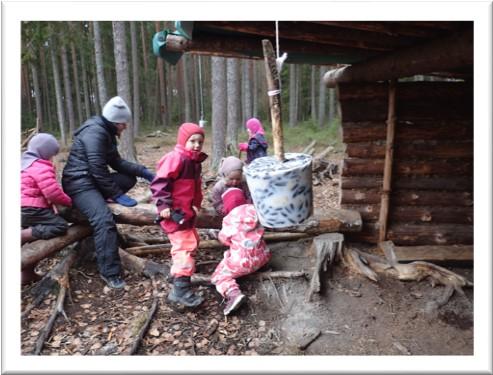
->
[126,280,159,355]
[191,270,309,285]
[125,232,311,256]
[29,247,82,355]
[22,246,80,319]
[119,248,170,279]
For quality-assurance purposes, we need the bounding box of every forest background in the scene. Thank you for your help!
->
[21,21,342,170]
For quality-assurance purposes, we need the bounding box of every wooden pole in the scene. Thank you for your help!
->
[262,39,285,162]
[378,80,396,243]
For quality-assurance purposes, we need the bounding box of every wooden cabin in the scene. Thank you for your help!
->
[155,21,474,260]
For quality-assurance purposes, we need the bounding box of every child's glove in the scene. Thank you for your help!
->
[238,143,248,152]
[141,168,156,182]
[114,194,138,207]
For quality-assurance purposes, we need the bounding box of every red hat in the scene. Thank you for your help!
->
[221,187,247,215]
[177,122,205,147]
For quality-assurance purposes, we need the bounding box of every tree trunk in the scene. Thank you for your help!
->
[39,48,53,129]
[226,58,241,150]
[211,56,227,171]
[50,44,66,145]
[22,64,32,115]
[289,64,296,127]
[318,66,327,128]
[311,65,317,123]
[112,21,137,162]
[130,22,140,137]
[61,45,75,137]
[253,61,259,118]
[30,62,43,131]
[93,21,108,111]
[70,36,83,126]
[80,47,91,119]
[155,22,167,128]
[182,54,192,122]
[242,59,253,123]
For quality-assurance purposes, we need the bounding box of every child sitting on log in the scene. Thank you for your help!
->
[211,187,271,316]
[21,133,72,283]
[150,123,207,308]
[210,156,252,216]
[238,118,268,164]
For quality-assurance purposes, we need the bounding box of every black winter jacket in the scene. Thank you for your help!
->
[62,116,145,198]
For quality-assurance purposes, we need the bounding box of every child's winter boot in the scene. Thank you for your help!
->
[223,289,246,316]
[167,276,204,308]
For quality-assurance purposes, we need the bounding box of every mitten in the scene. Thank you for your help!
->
[238,142,248,152]
[114,194,138,207]
[141,168,156,182]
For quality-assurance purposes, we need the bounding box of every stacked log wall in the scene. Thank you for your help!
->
[338,81,473,245]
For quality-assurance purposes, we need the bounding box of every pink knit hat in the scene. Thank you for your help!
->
[246,118,265,135]
[221,187,247,215]
[177,122,204,147]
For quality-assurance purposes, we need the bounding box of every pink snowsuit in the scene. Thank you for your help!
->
[211,204,271,297]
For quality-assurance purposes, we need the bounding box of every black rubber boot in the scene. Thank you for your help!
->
[167,276,204,308]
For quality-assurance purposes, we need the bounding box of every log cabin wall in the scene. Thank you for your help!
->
[338,81,473,245]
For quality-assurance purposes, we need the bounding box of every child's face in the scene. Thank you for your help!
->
[185,133,204,152]
[224,170,243,187]
[247,128,253,137]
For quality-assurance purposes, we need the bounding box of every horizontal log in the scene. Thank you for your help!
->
[341,176,473,191]
[314,21,453,38]
[345,141,473,159]
[393,245,473,263]
[337,81,472,101]
[21,225,92,269]
[347,223,473,245]
[126,232,311,256]
[341,189,473,206]
[341,204,473,224]
[342,120,473,143]
[343,158,473,176]
[388,223,473,246]
[340,96,472,122]
[196,21,408,51]
[164,31,376,64]
[59,204,223,229]
[324,28,472,86]
[60,204,362,234]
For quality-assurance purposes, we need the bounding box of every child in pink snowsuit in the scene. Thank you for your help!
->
[151,123,207,308]
[21,133,72,283]
[211,187,271,315]
[238,118,268,164]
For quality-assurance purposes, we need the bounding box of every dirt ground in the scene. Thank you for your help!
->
[21,133,474,356]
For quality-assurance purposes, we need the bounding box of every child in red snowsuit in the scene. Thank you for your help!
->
[151,123,207,308]
[211,188,271,315]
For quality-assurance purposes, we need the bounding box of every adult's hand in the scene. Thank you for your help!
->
[141,168,155,182]
[114,194,138,207]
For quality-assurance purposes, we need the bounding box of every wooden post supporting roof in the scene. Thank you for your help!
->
[262,39,285,162]
[323,28,472,87]
[378,80,396,244]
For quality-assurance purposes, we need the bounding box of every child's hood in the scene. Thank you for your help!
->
[225,204,261,233]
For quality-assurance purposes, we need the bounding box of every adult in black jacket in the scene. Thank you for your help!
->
[62,96,155,289]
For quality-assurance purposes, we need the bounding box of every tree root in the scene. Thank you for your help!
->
[191,270,309,285]
[342,241,473,315]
